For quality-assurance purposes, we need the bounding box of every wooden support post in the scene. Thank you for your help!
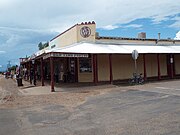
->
[75,58,78,82]
[29,61,32,84]
[50,57,55,92]
[170,54,174,79]
[93,54,98,84]
[143,54,147,80]
[41,58,44,86]
[109,54,113,84]
[33,60,36,86]
[173,54,176,77]
[157,54,161,80]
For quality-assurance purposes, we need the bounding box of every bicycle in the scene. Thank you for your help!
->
[128,73,144,85]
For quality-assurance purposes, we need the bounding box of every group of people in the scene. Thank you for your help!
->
[16,66,36,85]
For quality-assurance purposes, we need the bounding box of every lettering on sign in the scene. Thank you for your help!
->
[51,45,56,49]
[43,53,89,59]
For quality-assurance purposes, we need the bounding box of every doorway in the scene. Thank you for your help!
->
[63,58,78,83]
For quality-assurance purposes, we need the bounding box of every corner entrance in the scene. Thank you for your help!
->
[63,58,78,83]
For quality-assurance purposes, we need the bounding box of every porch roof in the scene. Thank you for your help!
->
[45,42,180,55]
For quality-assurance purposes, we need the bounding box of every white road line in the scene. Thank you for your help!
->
[156,87,180,91]
[155,87,169,90]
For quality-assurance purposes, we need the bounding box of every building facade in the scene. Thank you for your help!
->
[20,21,180,91]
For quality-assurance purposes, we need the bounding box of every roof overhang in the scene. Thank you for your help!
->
[45,42,180,54]
[24,42,180,62]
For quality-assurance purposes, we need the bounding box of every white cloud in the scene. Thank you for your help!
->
[101,24,142,30]
[0,0,180,31]
[101,25,119,30]
[124,24,143,28]
[0,26,56,67]
[0,0,180,66]
[169,16,180,28]
[0,51,6,54]
[174,31,180,40]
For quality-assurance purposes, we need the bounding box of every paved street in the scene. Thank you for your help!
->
[0,79,180,135]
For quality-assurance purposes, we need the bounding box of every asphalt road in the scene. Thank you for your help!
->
[0,80,180,135]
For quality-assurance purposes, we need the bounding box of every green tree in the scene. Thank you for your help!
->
[38,42,43,50]
[38,42,49,50]
[44,42,49,48]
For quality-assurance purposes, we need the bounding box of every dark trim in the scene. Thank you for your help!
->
[75,58,78,82]
[109,54,113,84]
[29,61,32,84]
[143,54,147,80]
[50,24,78,42]
[172,54,176,77]
[96,36,179,42]
[50,57,55,92]
[33,61,36,85]
[40,58,44,86]
[93,54,98,84]
[170,54,174,78]
[157,54,161,80]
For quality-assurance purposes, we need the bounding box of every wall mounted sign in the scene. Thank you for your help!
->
[43,53,89,59]
[51,44,56,49]
[132,50,139,60]
[80,26,91,38]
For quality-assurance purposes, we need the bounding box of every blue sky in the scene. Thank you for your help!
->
[97,17,180,39]
[0,0,180,71]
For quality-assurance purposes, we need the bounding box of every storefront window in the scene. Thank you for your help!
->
[79,58,92,73]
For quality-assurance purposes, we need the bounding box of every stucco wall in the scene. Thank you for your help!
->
[112,54,134,80]
[77,24,96,42]
[96,39,156,45]
[49,23,96,49]
[174,54,180,74]
[49,26,78,49]
[157,41,175,45]
[78,73,93,82]
[77,54,169,82]
[146,54,158,77]
[136,55,144,75]
[159,54,167,76]
[97,54,110,81]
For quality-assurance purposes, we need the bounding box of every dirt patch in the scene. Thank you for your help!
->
[0,76,121,110]
[0,88,107,110]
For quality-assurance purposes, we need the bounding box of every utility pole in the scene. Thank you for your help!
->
[7,61,11,71]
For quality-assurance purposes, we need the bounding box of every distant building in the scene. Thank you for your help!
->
[138,32,146,39]
[20,21,180,91]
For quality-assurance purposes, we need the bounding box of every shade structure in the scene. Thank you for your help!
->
[44,42,180,55]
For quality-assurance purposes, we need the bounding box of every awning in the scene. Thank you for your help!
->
[45,42,180,54]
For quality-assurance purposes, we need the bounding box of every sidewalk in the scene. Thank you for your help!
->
[18,79,55,96]
[18,79,117,96]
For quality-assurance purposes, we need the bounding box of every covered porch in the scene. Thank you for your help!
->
[20,42,180,92]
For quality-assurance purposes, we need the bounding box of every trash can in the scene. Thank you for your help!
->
[17,77,23,86]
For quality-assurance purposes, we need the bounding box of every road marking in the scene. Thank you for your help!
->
[156,87,180,91]
[160,95,169,99]
[156,87,169,90]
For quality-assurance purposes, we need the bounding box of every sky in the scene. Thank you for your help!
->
[0,0,180,71]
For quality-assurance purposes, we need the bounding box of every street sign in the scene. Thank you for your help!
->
[132,50,139,75]
[132,50,139,60]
